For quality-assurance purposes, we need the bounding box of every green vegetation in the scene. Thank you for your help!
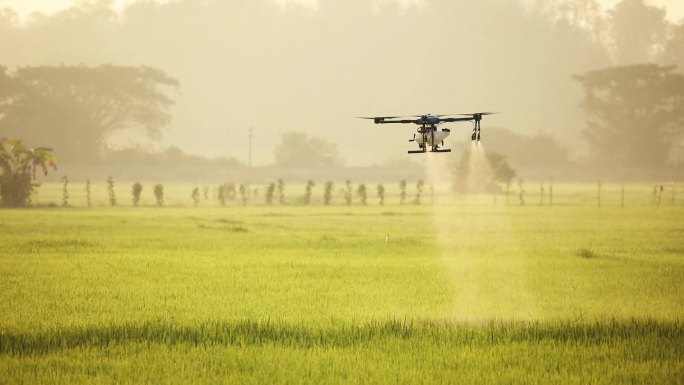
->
[0,138,58,207]
[153,184,164,206]
[131,182,143,207]
[303,180,315,205]
[0,65,178,163]
[0,189,682,383]
[106,176,116,206]
[191,187,200,207]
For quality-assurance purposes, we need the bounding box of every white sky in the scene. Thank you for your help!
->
[1,0,683,21]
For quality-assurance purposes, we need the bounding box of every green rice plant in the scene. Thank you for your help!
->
[131,182,143,207]
[576,247,599,259]
[1,200,683,383]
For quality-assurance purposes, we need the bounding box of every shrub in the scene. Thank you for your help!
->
[304,180,315,205]
[61,176,69,207]
[276,179,285,204]
[265,183,276,204]
[154,184,164,206]
[451,151,516,194]
[323,181,334,205]
[344,180,352,206]
[218,185,226,206]
[132,182,143,207]
[85,179,92,207]
[225,183,236,200]
[399,180,407,204]
[191,187,200,207]
[238,184,248,206]
[357,183,367,205]
[413,180,424,205]
[0,138,58,207]
[377,184,385,205]
[107,176,117,206]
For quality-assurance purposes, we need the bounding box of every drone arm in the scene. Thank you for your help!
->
[439,117,475,123]
[377,119,417,124]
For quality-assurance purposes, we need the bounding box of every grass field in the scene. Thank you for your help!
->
[1,184,683,384]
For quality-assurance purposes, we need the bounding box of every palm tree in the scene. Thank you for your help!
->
[0,138,58,207]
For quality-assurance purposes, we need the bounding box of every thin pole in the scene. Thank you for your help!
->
[248,127,254,169]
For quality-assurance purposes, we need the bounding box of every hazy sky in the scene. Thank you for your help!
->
[1,0,681,166]
[1,0,683,21]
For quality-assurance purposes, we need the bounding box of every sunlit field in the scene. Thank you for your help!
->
[1,183,683,384]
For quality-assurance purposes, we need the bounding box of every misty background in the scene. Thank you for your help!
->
[1,0,683,181]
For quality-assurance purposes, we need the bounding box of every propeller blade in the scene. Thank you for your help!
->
[357,115,424,120]
[456,112,498,116]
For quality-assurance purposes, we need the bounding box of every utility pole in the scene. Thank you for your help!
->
[248,127,254,169]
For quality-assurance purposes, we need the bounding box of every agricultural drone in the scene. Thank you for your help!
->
[358,112,496,154]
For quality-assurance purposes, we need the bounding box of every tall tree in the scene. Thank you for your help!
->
[451,151,516,194]
[549,0,606,41]
[0,65,179,163]
[663,21,684,70]
[273,132,343,167]
[573,64,684,166]
[609,0,668,64]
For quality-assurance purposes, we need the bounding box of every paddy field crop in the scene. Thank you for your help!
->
[1,184,683,384]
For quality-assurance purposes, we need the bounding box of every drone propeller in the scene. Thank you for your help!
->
[357,114,426,120]
[457,112,498,117]
[357,116,402,120]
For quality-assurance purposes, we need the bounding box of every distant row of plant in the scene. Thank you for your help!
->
[42,177,684,209]
[1,138,680,208]
[55,177,433,207]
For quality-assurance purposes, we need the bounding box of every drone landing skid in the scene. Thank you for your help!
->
[407,148,451,154]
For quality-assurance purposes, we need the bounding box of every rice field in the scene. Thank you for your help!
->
[1,184,683,384]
